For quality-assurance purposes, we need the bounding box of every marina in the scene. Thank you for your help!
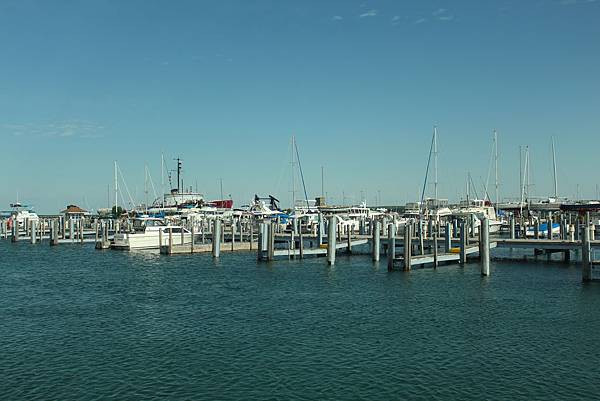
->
[3,195,600,283]
[3,1,600,399]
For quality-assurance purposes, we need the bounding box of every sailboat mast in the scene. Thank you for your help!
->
[519,146,522,202]
[161,154,165,207]
[494,130,499,205]
[291,136,296,208]
[114,161,118,214]
[551,137,558,199]
[144,165,148,213]
[433,126,438,204]
[321,166,324,199]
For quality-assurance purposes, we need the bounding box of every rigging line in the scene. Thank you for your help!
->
[146,166,159,202]
[294,139,310,207]
[117,164,137,209]
[468,172,480,200]
[419,132,436,213]
[484,135,495,197]
[480,176,491,202]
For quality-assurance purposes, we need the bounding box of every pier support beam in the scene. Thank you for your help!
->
[327,216,336,265]
[510,216,516,240]
[31,221,37,244]
[404,223,412,271]
[433,223,438,269]
[11,220,18,242]
[212,219,221,258]
[387,223,396,271]
[583,214,592,282]
[372,219,380,262]
[444,221,452,252]
[459,220,467,266]
[480,217,490,276]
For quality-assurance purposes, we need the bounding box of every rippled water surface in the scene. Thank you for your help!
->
[2,240,600,400]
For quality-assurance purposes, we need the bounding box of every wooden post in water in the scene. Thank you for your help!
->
[94,220,99,244]
[444,221,452,253]
[582,214,592,282]
[318,213,324,246]
[418,218,424,255]
[249,221,254,250]
[256,221,264,260]
[69,219,74,242]
[433,223,438,269]
[347,226,352,254]
[31,221,37,244]
[510,215,516,240]
[387,223,396,271]
[191,224,195,253]
[267,220,275,261]
[159,227,163,249]
[51,219,59,246]
[11,219,18,242]
[480,217,490,276]
[298,220,304,259]
[80,220,84,244]
[372,219,380,262]
[327,215,336,265]
[231,221,236,251]
[212,219,222,258]
[403,223,412,271]
[459,220,467,266]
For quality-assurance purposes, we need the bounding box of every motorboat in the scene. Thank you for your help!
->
[112,217,192,250]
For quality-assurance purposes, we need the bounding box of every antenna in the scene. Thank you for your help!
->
[174,157,183,192]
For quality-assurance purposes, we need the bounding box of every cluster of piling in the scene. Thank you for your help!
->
[2,208,598,282]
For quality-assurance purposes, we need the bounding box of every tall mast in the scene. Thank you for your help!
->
[114,161,118,214]
[551,136,558,199]
[433,125,438,204]
[494,129,499,205]
[144,165,149,213]
[161,154,165,207]
[519,146,522,202]
[291,136,296,208]
[520,146,528,209]
[321,165,324,199]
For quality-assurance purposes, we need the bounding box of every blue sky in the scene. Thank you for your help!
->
[1,0,599,213]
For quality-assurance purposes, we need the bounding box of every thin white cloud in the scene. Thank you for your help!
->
[561,0,597,3]
[332,15,343,21]
[414,18,427,24]
[392,15,401,22]
[432,8,447,16]
[1,121,105,139]
[439,15,454,21]
[359,9,377,18]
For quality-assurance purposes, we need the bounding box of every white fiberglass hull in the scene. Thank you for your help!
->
[113,231,192,250]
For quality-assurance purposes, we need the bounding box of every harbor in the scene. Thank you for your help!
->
[4,1,600,399]
[4,193,600,283]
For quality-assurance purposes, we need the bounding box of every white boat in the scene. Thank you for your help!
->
[452,199,502,233]
[8,202,39,228]
[112,217,192,250]
[319,202,383,230]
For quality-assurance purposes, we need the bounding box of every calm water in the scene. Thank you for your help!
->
[2,240,600,400]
